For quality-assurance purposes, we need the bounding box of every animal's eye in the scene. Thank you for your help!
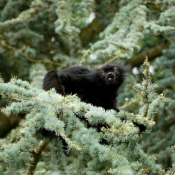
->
[101,71,105,75]
[113,67,118,73]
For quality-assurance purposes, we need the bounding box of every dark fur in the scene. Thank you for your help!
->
[42,64,127,148]
[43,70,65,95]
[58,64,127,111]
[43,64,146,139]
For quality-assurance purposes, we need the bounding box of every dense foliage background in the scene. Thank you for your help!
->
[0,0,175,174]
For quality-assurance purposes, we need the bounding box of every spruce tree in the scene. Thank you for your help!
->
[0,0,175,174]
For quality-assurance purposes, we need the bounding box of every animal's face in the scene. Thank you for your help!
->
[98,64,126,86]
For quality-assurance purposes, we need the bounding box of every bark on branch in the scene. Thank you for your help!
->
[26,140,49,175]
[126,42,170,68]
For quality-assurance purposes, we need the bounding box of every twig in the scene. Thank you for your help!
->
[102,49,123,66]
[119,98,139,110]
[171,167,175,175]
[126,42,170,67]
[26,140,49,175]
[0,40,61,66]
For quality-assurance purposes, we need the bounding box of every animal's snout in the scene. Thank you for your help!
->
[107,72,114,77]
[107,72,115,81]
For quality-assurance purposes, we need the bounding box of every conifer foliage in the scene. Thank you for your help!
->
[0,0,175,174]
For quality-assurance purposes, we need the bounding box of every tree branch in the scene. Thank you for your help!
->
[0,39,62,66]
[126,42,170,68]
[171,167,175,175]
[26,140,49,175]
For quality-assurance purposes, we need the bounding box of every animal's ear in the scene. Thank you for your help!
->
[115,63,130,86]
[43,70,65,95]
[118,62,130,74]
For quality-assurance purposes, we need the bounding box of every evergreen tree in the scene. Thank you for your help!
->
[0,0,175,174]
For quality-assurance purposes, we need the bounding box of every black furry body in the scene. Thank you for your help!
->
[46,64,127,111]
[43,64,146,135]
[42,64,127,147]
[41,64,128,153]
[43,70,65,95]
[41,64,146,157]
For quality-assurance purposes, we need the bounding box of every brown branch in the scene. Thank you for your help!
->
[26,140,49,175]
[126,42,170,68]
[171,167,175,175]
[0,110,21,138]
[0,111,11,138]
[0,40,62,66]
[144,0,162,11]
[79,17,105,47]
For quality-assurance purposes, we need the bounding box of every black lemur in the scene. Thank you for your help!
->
[43,64,146,132]
[44,64,127,112]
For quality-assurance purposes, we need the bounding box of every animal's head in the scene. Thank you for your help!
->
[97,64,128,87]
